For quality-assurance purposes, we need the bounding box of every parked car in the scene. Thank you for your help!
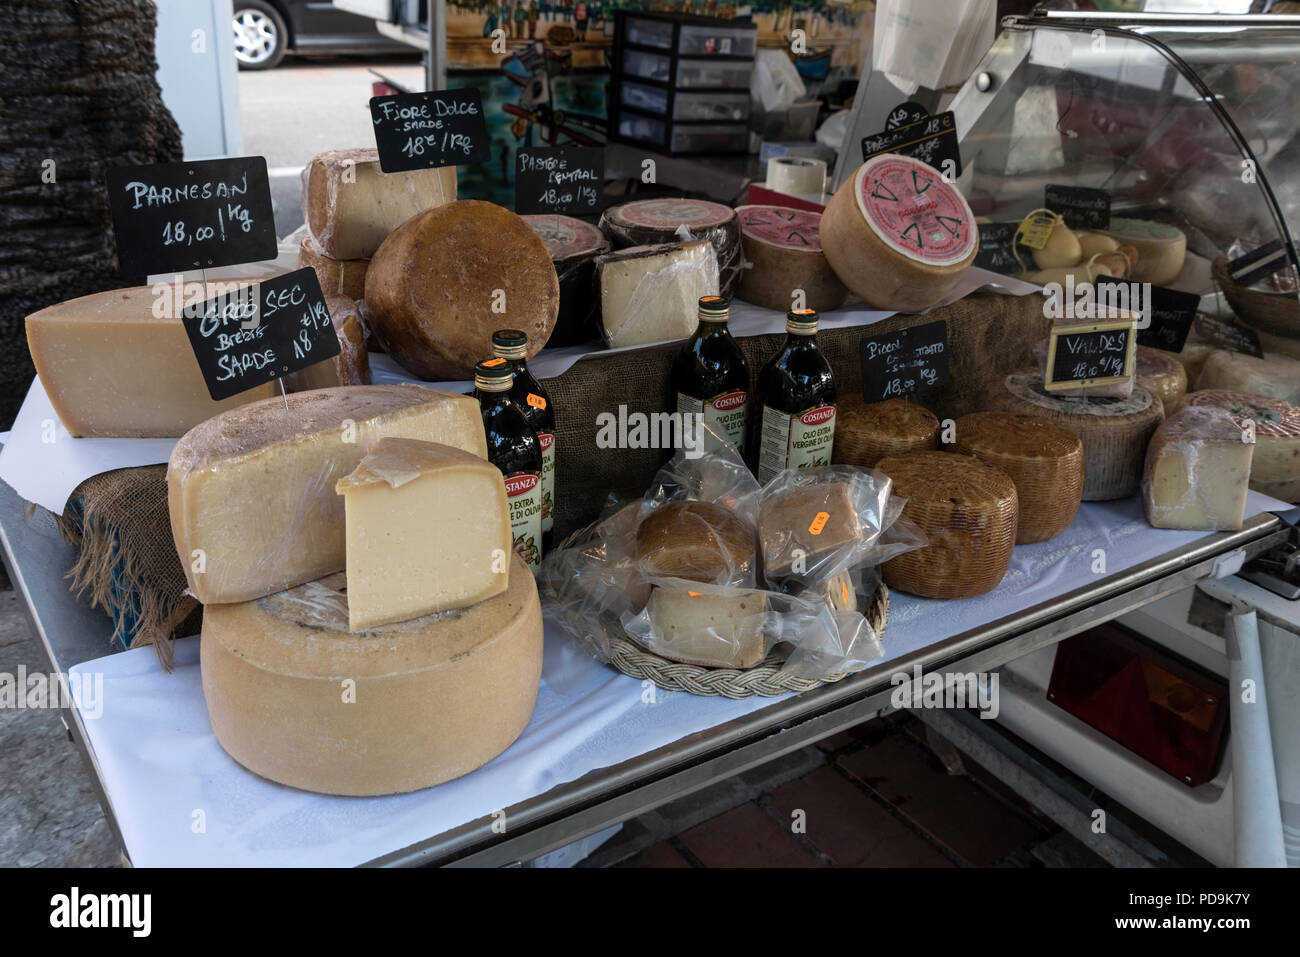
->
[233,0,412,70]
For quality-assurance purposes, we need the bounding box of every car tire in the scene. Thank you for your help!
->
[233,1,288,71]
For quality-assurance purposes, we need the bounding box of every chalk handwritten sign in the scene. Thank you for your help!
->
[515,147,605,215]
[859,320,950,402]
[1044,320,1135,391]
[106,157,277,276]
[369,88,491,173]
[1045,184,1111,230]
[861,111,962,178]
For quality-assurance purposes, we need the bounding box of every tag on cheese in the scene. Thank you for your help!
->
[298,234,369,301]
[26,281,279,438]
[1183,390,1300,503]
[168,384,487,605]
[303,148,457,261]
[735,205,849,313]
[336,438,511,631]
[644,587,768,669]
[201,555,541,796]
[595,241,718,349]
[1143,406,1254,531]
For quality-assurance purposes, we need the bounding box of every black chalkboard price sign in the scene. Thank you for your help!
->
[1044,320,1135,392]
[1045,184,1111,230]
[974,222,1024,275]
[861,110,963,178]
[106,157,278,276]
[182,268,340,401]
[1095,277,1200,353]
[859,320,950,402]
[515,147,605,215]
[369,88,491,173]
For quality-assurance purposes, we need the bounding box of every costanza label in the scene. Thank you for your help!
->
[504,471,543,569]
[538,432,555,534]
[757,402,836,483]
[676,389,748,454]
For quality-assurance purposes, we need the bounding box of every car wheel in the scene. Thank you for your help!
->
[233,1,287,70]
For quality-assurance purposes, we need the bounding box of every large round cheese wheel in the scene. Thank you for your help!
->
[600,198,743,297]
[1101,218,1186,286]
[820,154,978,313]
[1183,390,1300,502]
[1194,348,1300,405]
[875,451,1018,599]
[951,412,1084,544]
[201,555,542,796]
[735,205,849,313]
[365,200,559,380]
[1136,346,1187,413]
[982,372,1164,501]
[833,396,939,468]
[523,214,609,347]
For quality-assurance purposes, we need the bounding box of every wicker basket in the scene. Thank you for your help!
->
[1212,254,1300,340]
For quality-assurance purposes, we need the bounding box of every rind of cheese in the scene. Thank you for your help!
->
[595,241,719,349]
[635,500,755,585]
[951,411,1084,544]
[833,396,939,468]
[1143,406,1254,531]
[735,204,849,313]
[820,155,978,313]
[523,214,610,346]
[1136,345,1188,413]
[200,556,541,796]
[336,438,510,631]
[298,234,369,301]
[1194,348,1300,405]
[644,586,768,669]
[875,451,1019,600]
[982,372,1164,501]
[25,282,278,438]
[303,147,457,261]
[1101,217,1186,286]
[758,481,863,583]
[364,200,559,379]
[600,198,742,297]
[283,294,370,392]
[1183,390,1300,502]
[168,384,487,605]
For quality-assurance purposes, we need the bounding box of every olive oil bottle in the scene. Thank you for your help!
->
[672,296,751,455]
[492,329,555,554]
[748,308,837,483]
[473,358,543,570]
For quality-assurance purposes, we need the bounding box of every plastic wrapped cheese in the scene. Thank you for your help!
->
[298,234,369,301]
[635,500,755,587]
[600,198,742,298]
[1194,348,1300,405]
[735,204,848,313]
[595,241,718,349]
[1136,345,1188,413]
[1182,390,1300,502]
[523,214,609,346]
[1143,406,1254,531]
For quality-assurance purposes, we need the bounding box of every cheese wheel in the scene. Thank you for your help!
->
[981,372,1164,501]
[298,235,369,302]
[201,556,542,796]
[820,154,978,313]
[600,198,742,297]
[875,451,1018,599]
[1182,390,1300,502]
[1159,313,1219,382]
[635,501,755,585]
[1135,346,1187,412]
[284,294,370,392]
[523,214,609,347]
[644,586,768,669]
[1101,218,1186,286]
[832,396,939,468]
[1194,349,1300,405]
[734,205,849,313]
[365,201,558,380]
[951,412,1084,544]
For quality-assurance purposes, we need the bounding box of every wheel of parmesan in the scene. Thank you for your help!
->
[820,154,978,313]
[982,371,1164,501]
[364,200,559,380]
[875,451,1019,599]
[600,198,743,298]
[1136,346,1188,413]
[833,396,939,468]
[1183,390,1300,502]
[951,412,1084,544]
[735,205,848,313]
[1194,349,1300,405]
[201,556,543,796]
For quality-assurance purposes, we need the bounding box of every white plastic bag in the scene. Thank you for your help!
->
[751,48,807,113]
[872,0,997,94]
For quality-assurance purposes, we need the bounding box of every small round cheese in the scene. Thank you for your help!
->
[1136,346,1188,413]
[951,412,1084,544]
[1194,348,1300,405]
[875,451,1019,599]
[820,154,977,313]
[735,205,848,313]
[833,396,939,468]
[1183,390,1300,502]
[635,501,755,585]
[1102,218,1187,286]
[600,198,743,297]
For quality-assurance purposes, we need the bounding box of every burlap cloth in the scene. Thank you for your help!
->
[54,292,1047,665]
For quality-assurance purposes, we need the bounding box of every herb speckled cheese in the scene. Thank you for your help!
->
[1143,406,1254,531]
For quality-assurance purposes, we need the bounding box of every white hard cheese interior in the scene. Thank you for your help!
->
[598,241,718,348]
[646,587,768,669]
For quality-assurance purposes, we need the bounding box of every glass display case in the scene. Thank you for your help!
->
[950,11,1300,356]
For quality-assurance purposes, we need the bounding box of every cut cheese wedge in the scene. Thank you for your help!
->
[1182,390,1300,503]
[601,198,742,297]
[1194,348,1300,405]
[1143,406,1254,531]
[595,241,718,348]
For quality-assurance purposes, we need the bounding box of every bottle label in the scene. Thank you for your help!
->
[503,471,543,570]
[757,403,836,483]
[538,432,555,534]
[676,389,748,453]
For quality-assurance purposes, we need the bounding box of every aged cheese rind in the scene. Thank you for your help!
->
[635,501,755,585]
[168,384,487,605]
[303,147,457,261]
[1194,349,1300,405]
[336,438,511,631]
[284,294,370,392]
[1143,406,1254,531]
[833,396,939,468]
[758,481,862,583]
[644,587,768,669]
[298,234,369,301]
[523,214,609,347]
[952,411,1084,543]
[201,556,542,796]
[1136,345,1187,413]
[1101,218,1186,286]
[601,198,743,297]
[735,204,849,313]
[1182,390,1300,502]
[820,155,977,313]
[595,241,719,349]
[26,282,279,438]
[364,200,559,380]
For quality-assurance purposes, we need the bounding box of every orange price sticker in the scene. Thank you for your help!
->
[483,357,507,367]
[808,511,830,535]
[527,393,547,410]
[687,591,703,597]
[840,581,850,605]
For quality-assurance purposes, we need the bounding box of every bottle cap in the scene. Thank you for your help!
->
[491,329,529,360]
[698,295,731,321]
[474,357,514,392]
[787,308,819,334]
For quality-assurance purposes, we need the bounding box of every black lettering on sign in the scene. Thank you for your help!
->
[1045,184,1111,230]
[1190,313,1264,359]
[861,111,963,178]
[514,147,606,215]
[182,268,340,401]
[859,320,949,403]
[369,88,491,173]
[106,157,277,276]
[1044,321,1135,391]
